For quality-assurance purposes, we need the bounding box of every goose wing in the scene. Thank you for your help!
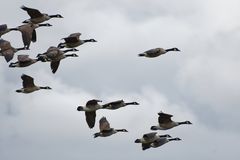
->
[86,99,102,108]
[85,111,96,128]
[50,61,60,74]
[143,132,157,141]
[142,143,151,150]
[21,5,43,18]
[102,100,124,109]
[18,55,31,62]
[0,39,11,50]
[0,24,7,32]
[2,49,14,62]
[144,48,161,57]
[158,112,173,123]
[63,33,81,43]
[46,47,60,58]
[99,117,111,131]
[18,24,33,48]
[21,74,35,88]
[32,29,37,42]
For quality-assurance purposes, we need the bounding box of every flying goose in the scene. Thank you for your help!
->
[0,39,26,62]
[77,99,103,128]
[9,55,40,68]
[0,24,18,37]
[102,100,139,110]
[134,132,171,150]
[15,23,52,49]
[37,47,78,73]
[16,74,51,93]
[151,111,192,130]
[58,33,97,49]
[138,47,180,58]
[21,5,63,24]
[94,117,128,138]
[150,137,181,149]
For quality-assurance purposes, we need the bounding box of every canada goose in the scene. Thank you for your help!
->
[15,23,52,49]
[138,47,180,58]
[37,47,78,73]
[94,117,128,138]
[0,39,26,62]
[0,24,18,37]
[102,100,139,110]
[9,55,40,68]
[150,111,192,130]
[21,5,63,24]
[58,33,97,49]
[150,137,181,149]
[77,99,103,128]
[16,74,51,93]
[134,132,171,150]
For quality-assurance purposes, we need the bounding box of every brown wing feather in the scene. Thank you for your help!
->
[21,6,43,19]
[99,117,111,131]
[85,111,96,128]
[158,112,173,124]
[21,74,35,88]
[51,61,60,74]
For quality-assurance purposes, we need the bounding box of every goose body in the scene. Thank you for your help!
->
[77,99,103,128]
[16,23,52,49]
[139,47,180,58]
[150,137,181,148]
[94,117,128,138]
[21,5,63,24]
[151,111,192,130]
[102,100,139,110]
[58,33,97,49]
[0,24,18,37]
[37,47,78,73]
[9,55,40,68]
[16,74,51,93]
[135,132,171,150]
[0,39,26,62]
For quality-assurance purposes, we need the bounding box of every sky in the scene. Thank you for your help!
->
[0,0,240,159]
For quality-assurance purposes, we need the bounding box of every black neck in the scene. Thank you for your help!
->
[178,121,188,125]
[49,15,59,18]
[125,102,136,105]
[168,138,179,141]
[115,129,126,132]
[165,48,175,52]
[83,39,93,42]
[63,49,75,53]
[16,47,26,51]
[65,54,75,57]
[38,24,50,27]
[39,87,48,89]
[9,28,18,31]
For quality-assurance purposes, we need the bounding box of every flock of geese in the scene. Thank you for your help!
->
[0,5,192,151]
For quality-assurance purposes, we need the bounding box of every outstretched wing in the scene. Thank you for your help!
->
[102,100,124,109]
[18,55,31,62]
[85,111,96,128]
[99,117,111,131]
[21,5,43,19]
[143,132,157,141]
[50,61,60,74]
[158,111,173,124]
[0,39,11,50]
[63,33,81,43]
[86,99,102,107]
[0,24,7,32]
[21,74,35,88]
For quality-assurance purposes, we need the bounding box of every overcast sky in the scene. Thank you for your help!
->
[1,0,240,160]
